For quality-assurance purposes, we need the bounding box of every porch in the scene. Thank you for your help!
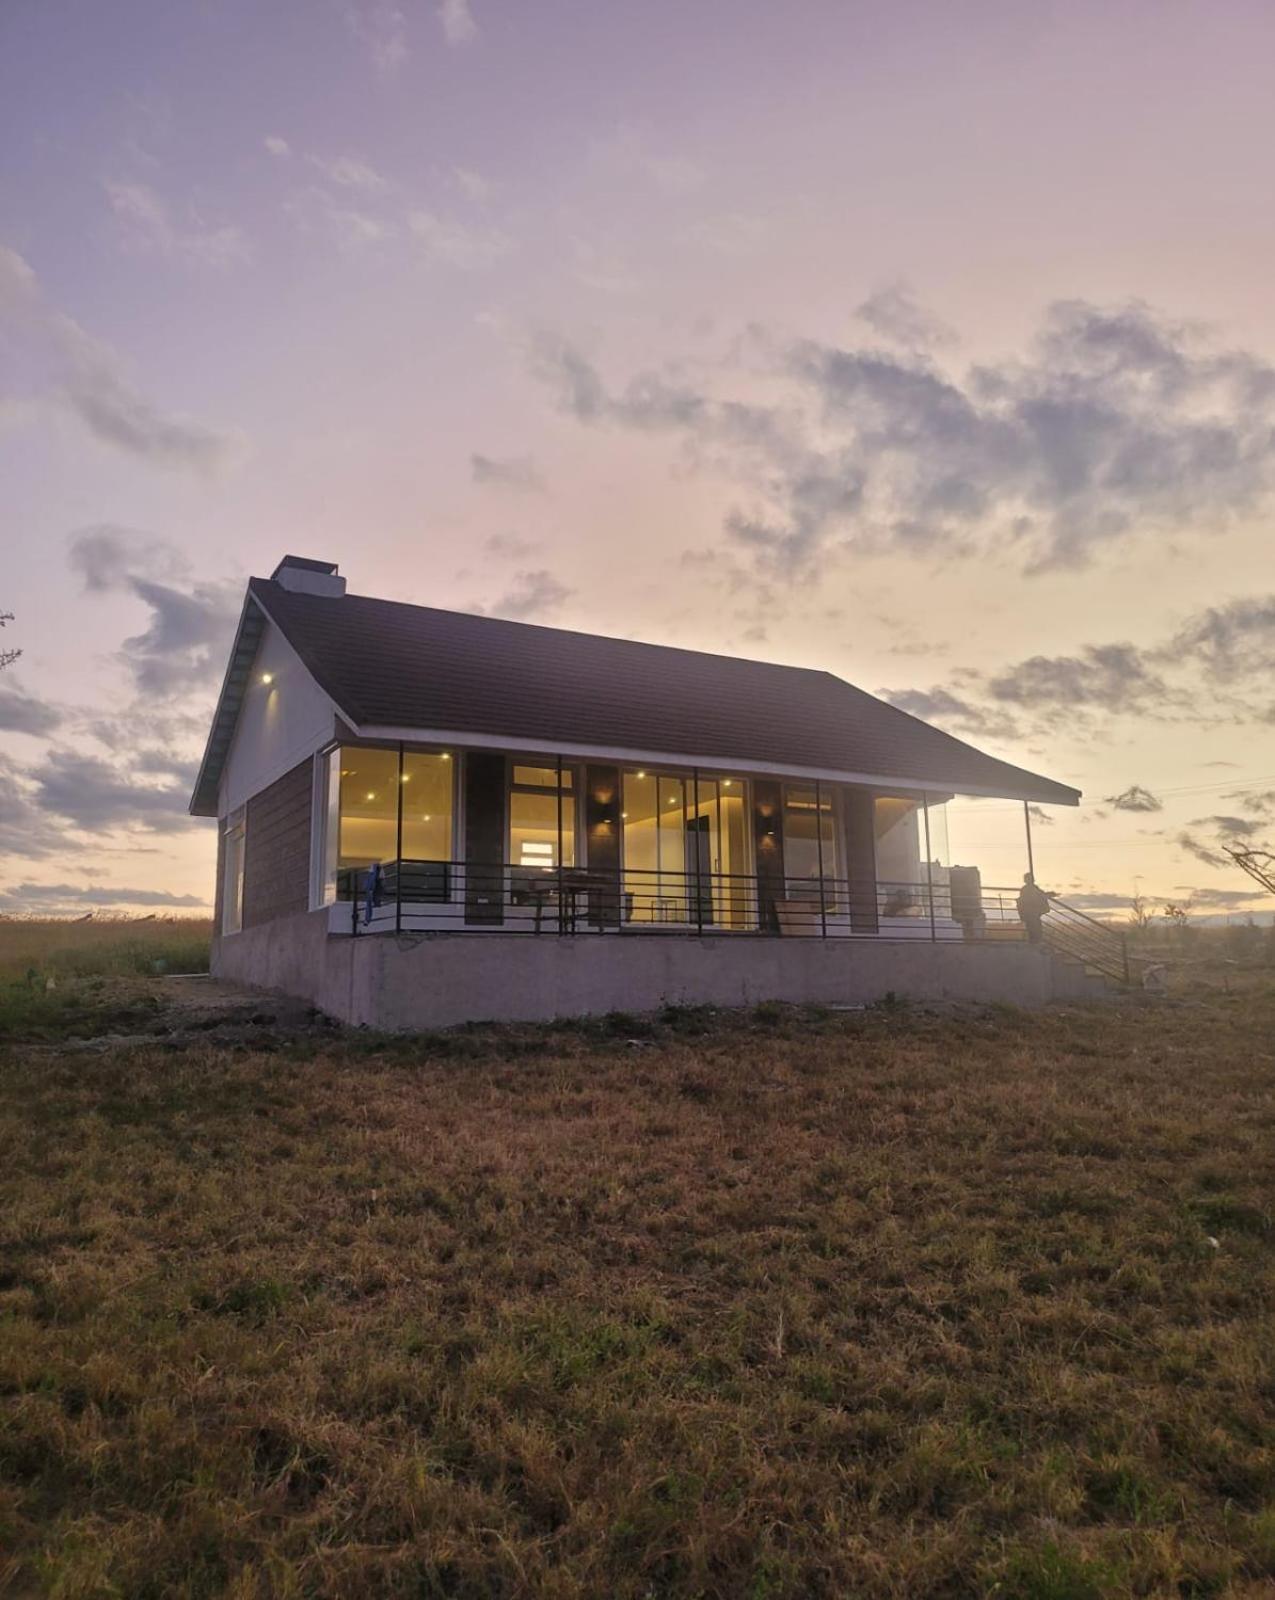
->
[308,741,1125,983]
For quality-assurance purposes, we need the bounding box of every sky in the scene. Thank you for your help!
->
[2,0,1275,922]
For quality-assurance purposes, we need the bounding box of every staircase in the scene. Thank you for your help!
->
[1041,897,1131,987]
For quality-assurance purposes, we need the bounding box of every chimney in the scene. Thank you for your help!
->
[270,556,347,598]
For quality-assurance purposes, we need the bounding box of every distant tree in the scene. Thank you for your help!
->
[0,611,18,672]
[1127,890,1153,934]
[1162,899,1195,943]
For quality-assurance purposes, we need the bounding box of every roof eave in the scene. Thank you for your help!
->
[187,594,270,817]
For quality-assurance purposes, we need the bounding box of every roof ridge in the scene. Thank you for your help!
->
[251,576,832,681]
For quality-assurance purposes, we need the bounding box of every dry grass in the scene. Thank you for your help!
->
[0,955,1272,1596]
[0,918,212,1040]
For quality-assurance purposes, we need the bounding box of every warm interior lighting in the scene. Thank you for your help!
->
[400,774,410,783]
[365,791,376,801]
[441,752,451,760]
[422,814,431,822]
[636,770,646,778]
[723,779,733,787]
[621,811,628,819]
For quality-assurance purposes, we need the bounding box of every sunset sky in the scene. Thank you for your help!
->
[3,0,1274,920]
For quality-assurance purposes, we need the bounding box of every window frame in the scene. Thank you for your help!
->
[221,808,246,935]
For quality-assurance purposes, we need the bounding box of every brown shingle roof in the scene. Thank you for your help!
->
[244,577,1079,806]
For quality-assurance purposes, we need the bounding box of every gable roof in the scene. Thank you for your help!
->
[190,576,1079,815]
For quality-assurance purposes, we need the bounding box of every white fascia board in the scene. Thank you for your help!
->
[348,722,1080,806]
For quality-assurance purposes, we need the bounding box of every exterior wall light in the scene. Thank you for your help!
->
[261,672,274,685]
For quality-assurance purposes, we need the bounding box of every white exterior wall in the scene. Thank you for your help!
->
[218,622,338,817]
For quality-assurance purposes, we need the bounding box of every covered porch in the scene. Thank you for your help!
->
[313,739,1109,962]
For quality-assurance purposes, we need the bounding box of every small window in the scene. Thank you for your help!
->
[510,762,576,868]
[222,810,246,934]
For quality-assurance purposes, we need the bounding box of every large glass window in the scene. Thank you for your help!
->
[622,771,751,926]
[783,785,838,895]
[326,745,454,900]
[509,763,576,870]
[874,796,922,918]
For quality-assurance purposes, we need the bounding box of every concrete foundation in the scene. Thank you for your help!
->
[213,911,1108,1029]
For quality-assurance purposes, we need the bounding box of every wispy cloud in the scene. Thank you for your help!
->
[855,282,955,351]
[342,0,408,72]
[525,297,1275,579]
[69,526,240,698]
[488,569,571,621]
[407,209,510,268]
[0,244,242,472]
[438,0,478,46]
[0,881,206,912]
[309,154,389,192]
[104,180,251,269]
[471,453,546,493]
[263,135,291,158]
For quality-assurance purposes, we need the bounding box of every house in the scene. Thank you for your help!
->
[191,556,1117,1028]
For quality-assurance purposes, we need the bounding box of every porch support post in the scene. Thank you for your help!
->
[394,741,404,935]
[692,768,703,936]
[815,778,827,939]
[922,791,937,942]
[1024,800,1036,882]
[556,754,565,936]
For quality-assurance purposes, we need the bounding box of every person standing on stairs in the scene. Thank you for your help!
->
[1017,873,1052,945]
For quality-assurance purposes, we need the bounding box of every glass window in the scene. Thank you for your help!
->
[784,785,838,891]
[401,752,455,863]
[326,746,454,900]
[621,772,753,926]
[222,810,245,934]
[509,763,575,869]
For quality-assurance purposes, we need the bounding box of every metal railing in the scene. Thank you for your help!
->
[338,860,1128,974]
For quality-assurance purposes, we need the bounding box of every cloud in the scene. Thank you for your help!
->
[471,453,545,493]
[1027,805,1054,826]
[1175,830,1228,870]
[452,167,492,202]
[0,882,206,913]
[438,0,478,45]
[525,297,1275,578]
[1105,784,1163,813]
[407,209,510,268]
[0,754,70,858]
[0,683,62,736]
[342,0,408,72]
[1170,886,1270,910]
[489,570,571,621]
[264,135,291,158]
[30,749,196,834]
[878,687,1021,743]
[986,645,1168,715]
[309,154,388,192]
[69,526,240,698]
[104,180,251,269]
[873,588,1275,746]
[483,532,541,559]
[0,244,241,472]
[593,127,706,195]
[284,186,396,251]
[856,282,954,351]
[1165,596,1275,680]
[1191,813,1264,839]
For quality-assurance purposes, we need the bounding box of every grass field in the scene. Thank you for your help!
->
[0,928,1273,1597]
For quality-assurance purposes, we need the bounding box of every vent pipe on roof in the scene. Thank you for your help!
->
[271,556,347,597]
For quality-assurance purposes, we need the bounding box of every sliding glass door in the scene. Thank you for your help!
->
[621,771,752,927]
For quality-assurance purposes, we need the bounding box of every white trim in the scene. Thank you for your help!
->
[351,723,1078,806]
